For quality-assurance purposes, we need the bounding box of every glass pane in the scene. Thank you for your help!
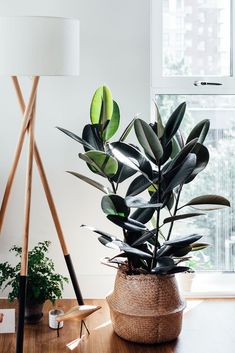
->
[162,0,231,76]
[155,94,235,271]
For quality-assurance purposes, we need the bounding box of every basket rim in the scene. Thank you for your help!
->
[107,295,186,318]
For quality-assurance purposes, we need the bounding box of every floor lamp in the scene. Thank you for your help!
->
[0,16,84,353]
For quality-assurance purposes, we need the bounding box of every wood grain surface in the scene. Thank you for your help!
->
[0,298,234,353]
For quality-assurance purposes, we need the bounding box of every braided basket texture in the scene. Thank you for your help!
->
[107,270,186,344]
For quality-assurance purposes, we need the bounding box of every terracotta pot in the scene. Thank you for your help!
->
[25,301,44,324]
[107,270,186,344]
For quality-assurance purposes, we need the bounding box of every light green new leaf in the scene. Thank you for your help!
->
[102,101,120,141]
[90,86,113,125]
[134,118,163,162]
[79,150,118,178]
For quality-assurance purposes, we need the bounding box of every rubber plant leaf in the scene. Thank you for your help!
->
[163,102,186,145]
[164,234,203,248]
[82,226,152,259]
[153,100,164,138]
[186,119,210,145]
[82,124,104,152]
[57,127,94,150]
[111,161,137,184]
[67,171,111,194]
[126,173,158,197]
[163,153,197,194]
[101,194,130,217]
[163,138,198,175]
[132,228,157,246]
[102,101,120,141]
[185,144,209,183]
[191,243,209,251]
[163,213,205,224]
[180,195,231,211]
[107,215,147,232]
[108,141,153,181]
[90,85,113,125]
[119,114,140,142]
[130,207,155,224]
[151,257,175,274]
[134,118,163,162]
[79,151,118,178]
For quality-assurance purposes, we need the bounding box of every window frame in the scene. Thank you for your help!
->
[151,0,235,96]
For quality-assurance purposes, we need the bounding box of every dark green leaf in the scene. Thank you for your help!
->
[181,195,231,211]
[186,119,210,145]
[107,215,147,232]
[152,257,175,274]
[130,207,155,224]
[164,102,186,144]
[167,266,190,274]
[163,213,205,224]
[101,194,130,217]
[108,142,153,180]
[82,124,104,151]
[111,162,137,184]
[134,119,163,162]
[185,144,209,183]
[82,225,152,259]
[119,115,139,142]
[164,234,202,247]
[171,136,181,159]
[67,171,110,194]
[57,127,94,150]
[163,138,198,175]
[163,153,197,194]
[132,228,157,246]
[126,173,158,197]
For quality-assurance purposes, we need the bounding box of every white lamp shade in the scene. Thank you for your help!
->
[0,16,79,76]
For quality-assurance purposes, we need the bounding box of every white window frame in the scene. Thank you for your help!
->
[151,0,235,96]
[150,0,235,297]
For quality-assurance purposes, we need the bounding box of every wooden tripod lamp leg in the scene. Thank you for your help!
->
[11,76,84,306]
[0,76,39,233]
[16,90,37,353]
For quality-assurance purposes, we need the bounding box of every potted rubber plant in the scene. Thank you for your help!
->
[0,241,68,323]
[58,86,230,344]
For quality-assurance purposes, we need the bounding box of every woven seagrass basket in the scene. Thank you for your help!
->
[107,269,186,344]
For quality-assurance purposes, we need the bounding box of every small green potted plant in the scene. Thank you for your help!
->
[58,85,230,343]
[0,241,68,323]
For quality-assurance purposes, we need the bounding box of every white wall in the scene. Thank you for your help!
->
[0,0,150,298]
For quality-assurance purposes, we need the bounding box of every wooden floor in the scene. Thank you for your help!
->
[0,298,234,353]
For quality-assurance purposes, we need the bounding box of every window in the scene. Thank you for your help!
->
[152,0,233,89]
[151,1,235,292]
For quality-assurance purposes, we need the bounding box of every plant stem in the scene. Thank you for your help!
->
[166,184,183,241]
[152,163,161,269]
[110,180,116,194]
[109,178,132,273]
